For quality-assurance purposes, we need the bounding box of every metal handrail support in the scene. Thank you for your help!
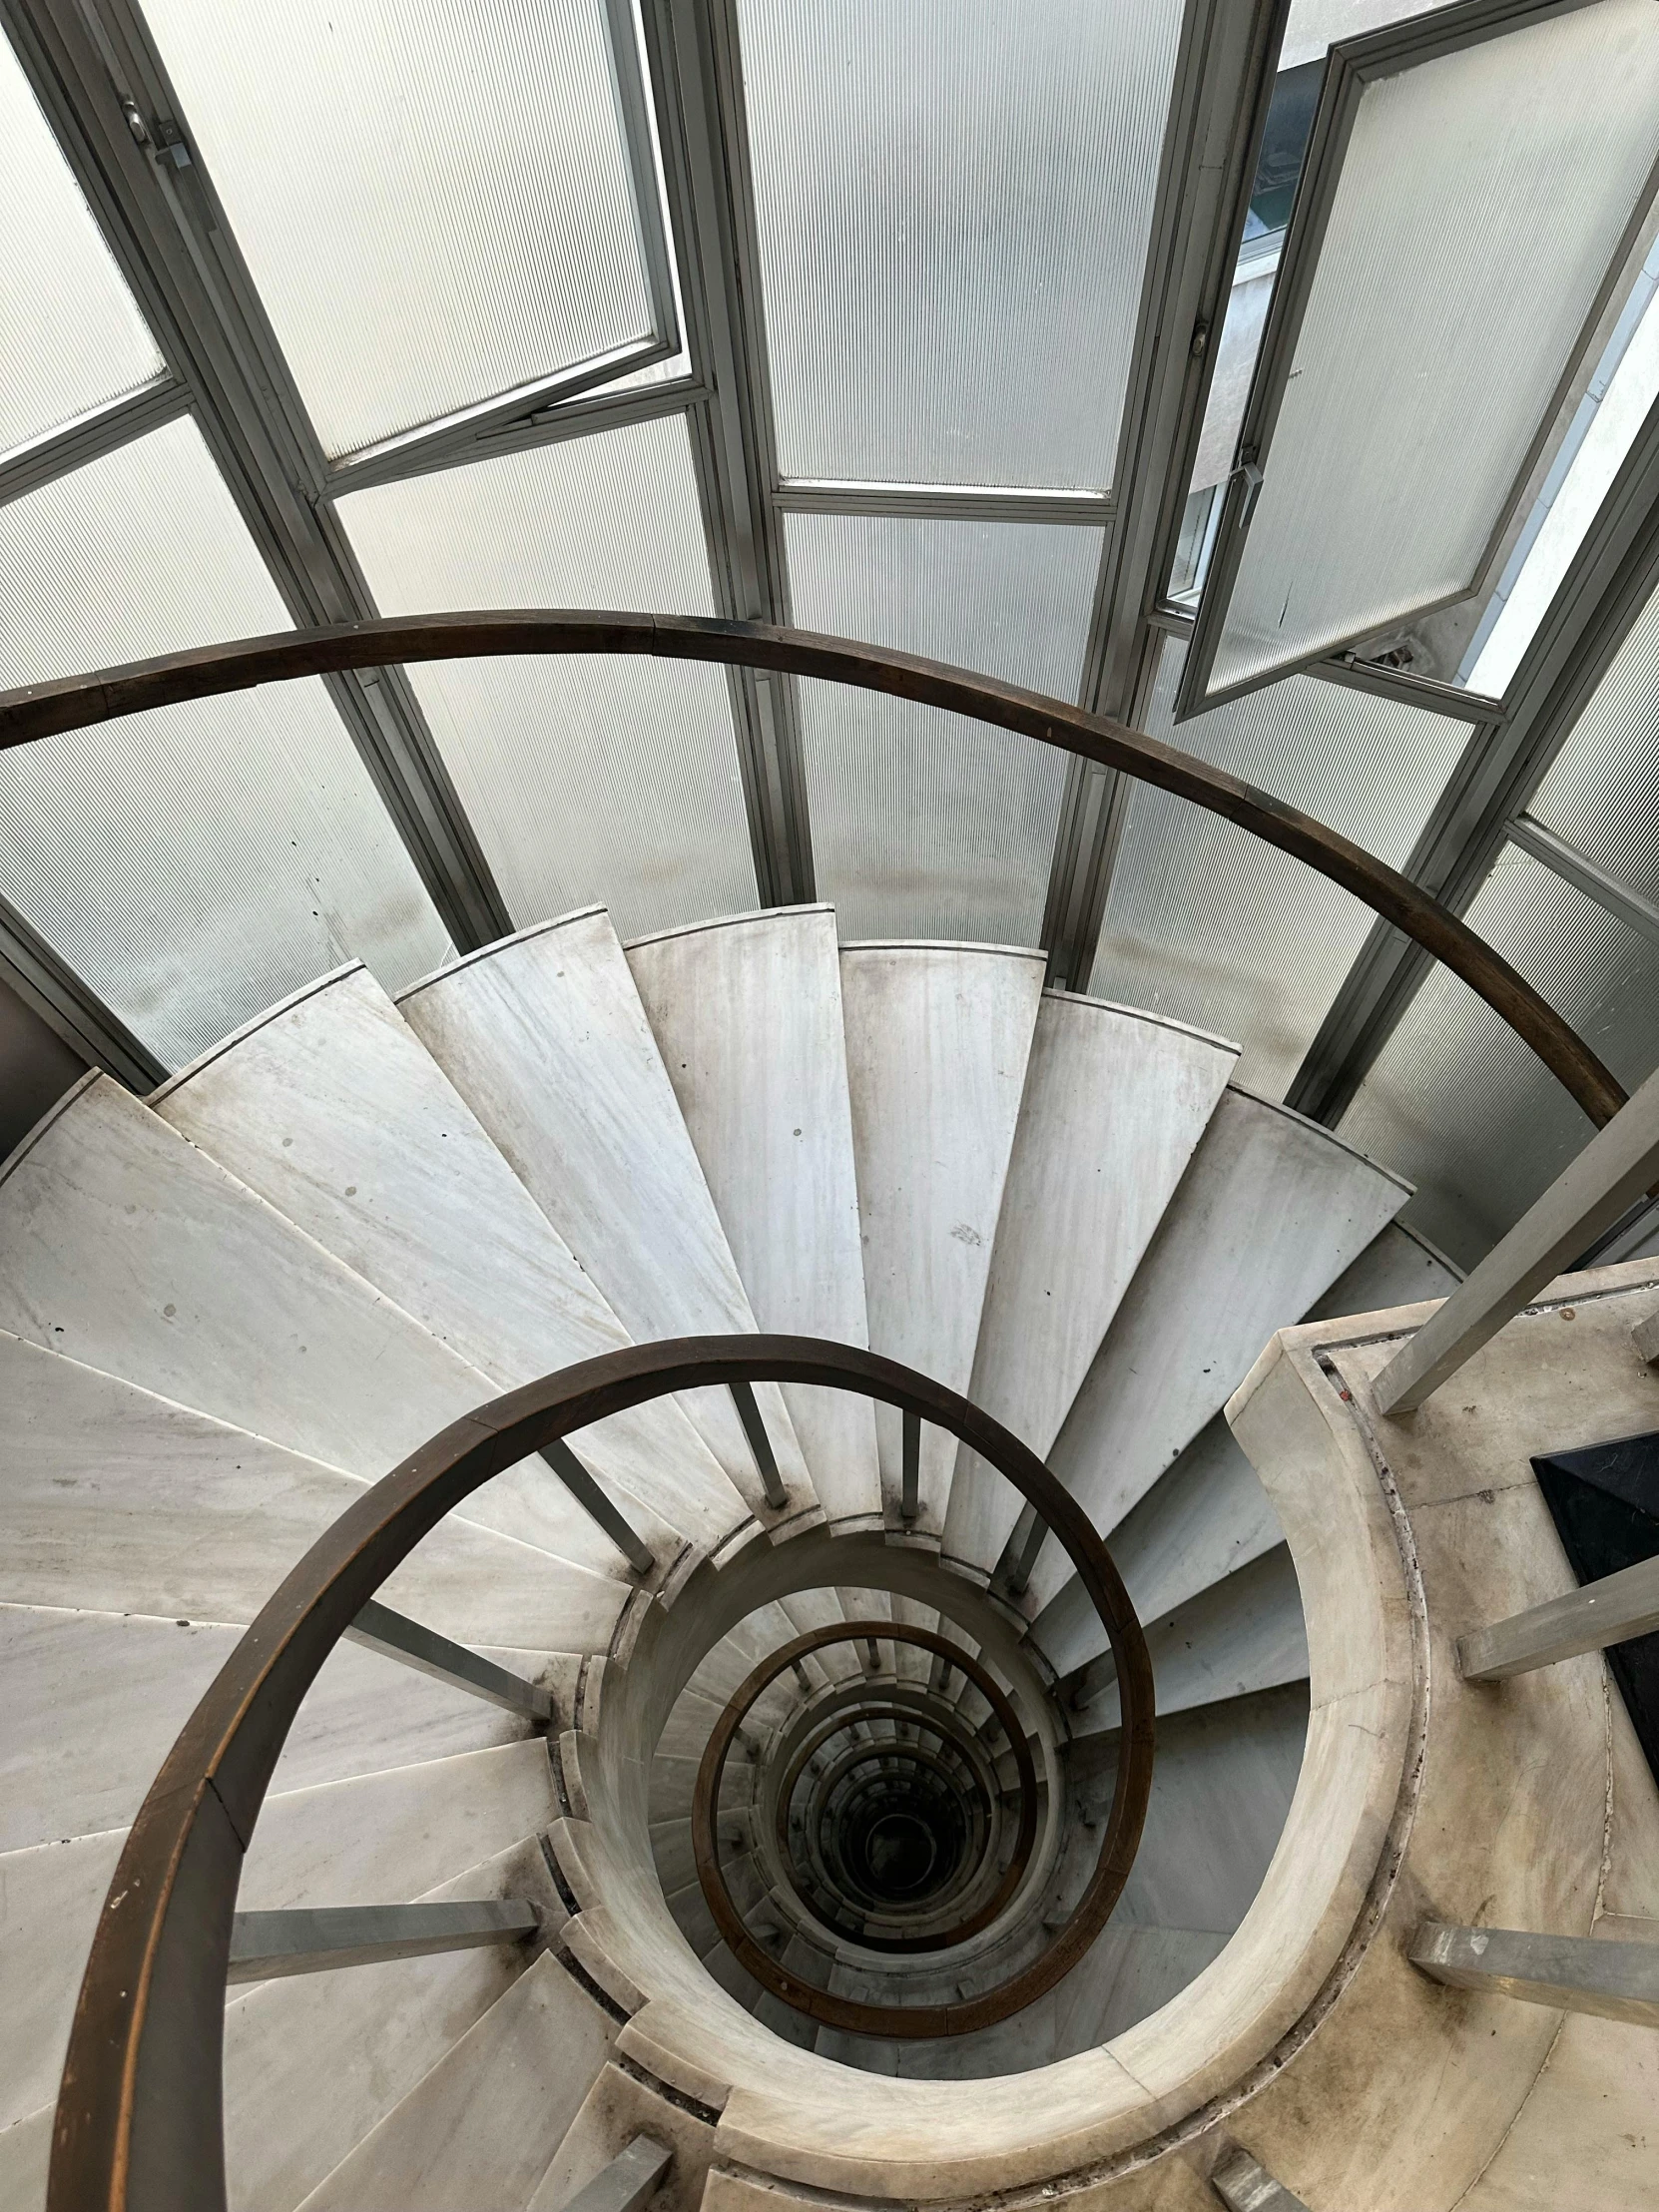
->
[344,1599,553,1720]
[1457,1553,1659,1681]
[554,2135,673,2212]
[1373,1059,1659,1415]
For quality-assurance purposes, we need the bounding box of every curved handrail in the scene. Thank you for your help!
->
[0,610,1624,1127]
[697,1623,1038,1975]
[50,1335,1152,2212]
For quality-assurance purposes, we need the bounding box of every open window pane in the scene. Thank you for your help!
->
[1185,0,1659,711]
[1340,842,1659,1265]
[1092,638,1472,1094]
[739,0,1186,491]
[0,35,162,460]
[0,417,451,1065]
[143,0,663,458]
[337,414,756,937]
[785,512,1102,942]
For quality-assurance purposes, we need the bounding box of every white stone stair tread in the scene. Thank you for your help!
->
[1303,1216,1462,1321]
[0,1738,556,2144]
[0,2104,49,2212]
[628,907,881,1526]
[1072,1546,1309,1735]
[1030,1413,1284,1679]
[0,1078,640,1581]
[942,993,1238,1575]
[839,942,1045,1531]
[527,2057,715,2212]
[292,1949,615,2212]
[0,1331,627,1653]
[1022,1087,1409,1617]
[154,962,746,1551]
[227,1833,562,2212]
[0,1602,558,1857]
[397,909,815,1522]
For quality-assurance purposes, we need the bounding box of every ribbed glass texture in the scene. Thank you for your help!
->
[0,417,452,1066]
[739,0,1183,490]
[1528,574,1659,908]
[1090,639,1472,1095]
[1210,0,1659,696]
[785,512,1102,943]
[142,0,654,458]
[1341,843,1659,1266]
[337,413,756,937]
[0,39,162,459]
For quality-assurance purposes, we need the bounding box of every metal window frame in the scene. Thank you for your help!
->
[1287,377,1659,1126]
[1174,0,1659,724]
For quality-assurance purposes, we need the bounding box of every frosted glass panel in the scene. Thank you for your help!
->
[1204,0,1659,698]
[1341,843,1659,1266]
[786,512,1102,942]
[0,418,451,1065]
[740,0,1185,490]
[0,37,162,458]
[338,414,756,935]
[1091,639,1471,1094]
[144,0,657,457]
[1529,571,1659,905]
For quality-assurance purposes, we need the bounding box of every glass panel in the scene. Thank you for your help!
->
[1203,0,1659,700]
[1461,242,1659,694]
[1340,842,1659,1266]
[143,0,657,458]
[0,417,451,1066]
[0,35,162,459]
[739,0,1186,491]
[337,414,756,936]
[1528,569,1659,908]
[1090,638,1472,1095]
[785,512,1103,943]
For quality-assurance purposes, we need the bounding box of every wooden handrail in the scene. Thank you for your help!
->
[0,610,1626,1129]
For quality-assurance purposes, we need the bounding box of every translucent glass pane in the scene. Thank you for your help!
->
[143,0,655,458]
[1207,0,1659,697]
[1090,638,1472,1094]
[0,36,162,459]
[0,417,451,1066]
[1529,568,1659,904]
[739,0,1185,490]
[337,414,756,936]
[1341,843,1659,1266]
[785,512,1103,942]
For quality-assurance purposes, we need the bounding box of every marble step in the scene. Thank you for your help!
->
[153,962,745,1554]
[0,1330,627,1653]
[1020,1087,1410,1621]
[397,909,816,1526]
[292,1949,617,2212]
[941,991,1237,1577]
[0,1077,640,1580]
[838,942,1046,1533]
[628,907,881,1528]
[0,1736,558,2144]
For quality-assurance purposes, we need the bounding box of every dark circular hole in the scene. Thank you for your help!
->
[859,1809,938,1898]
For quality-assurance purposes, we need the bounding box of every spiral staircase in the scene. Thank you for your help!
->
[5,895,1658,2212]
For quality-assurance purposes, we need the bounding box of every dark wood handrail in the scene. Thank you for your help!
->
[0,610,1625,1127]
[49,1335,1153,2212]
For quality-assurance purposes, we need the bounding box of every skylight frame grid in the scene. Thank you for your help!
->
[1176,0,1659,723]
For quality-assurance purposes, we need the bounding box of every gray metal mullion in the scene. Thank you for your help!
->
[601,0,680,357]
[1039,0,1289,987]
[7,0,511,952]
[1503,813,1659,949]
[0,890,165,1090]
[0,377,190,509]
[773,481,1112,528]
[641,0,813,907]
